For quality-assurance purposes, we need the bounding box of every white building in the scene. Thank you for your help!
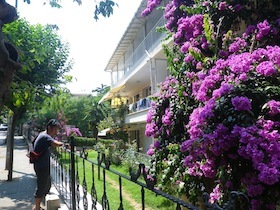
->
[100,0,169,153]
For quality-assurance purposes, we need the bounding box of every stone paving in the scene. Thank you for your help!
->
[0,136,36,210]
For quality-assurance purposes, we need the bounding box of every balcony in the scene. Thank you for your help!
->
[112,16,166,87]
[128,97,152,113]
[125,97,152,124]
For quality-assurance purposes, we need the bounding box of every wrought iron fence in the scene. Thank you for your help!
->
[50,136,251,210]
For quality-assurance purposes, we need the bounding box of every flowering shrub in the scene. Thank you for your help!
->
[56,112,83,140]
[65,127,82,137]
[143,0,280,209]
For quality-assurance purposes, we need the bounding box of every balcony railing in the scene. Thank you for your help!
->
[127,97,152,114]
[112,16,166,86]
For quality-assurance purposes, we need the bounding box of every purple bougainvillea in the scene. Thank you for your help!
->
[142,0,280,208]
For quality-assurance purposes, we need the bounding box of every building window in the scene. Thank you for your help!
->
[143,86,151,97]
[134,94,140,102]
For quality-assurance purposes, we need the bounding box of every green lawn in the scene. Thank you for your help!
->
[59,149,177,210]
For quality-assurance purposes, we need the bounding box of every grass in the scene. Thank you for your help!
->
[58,149,177,210]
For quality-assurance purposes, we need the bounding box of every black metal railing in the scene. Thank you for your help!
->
[50,137,251,210]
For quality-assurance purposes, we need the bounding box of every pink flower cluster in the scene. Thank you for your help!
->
[143,0,280,208]
[267,100,280,116]
[145,76,179,138]
[231,96,251,111]
[141,0,162,17]
[65,127,82,137]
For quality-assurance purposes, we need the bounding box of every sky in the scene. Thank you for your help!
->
[6,0,142,94]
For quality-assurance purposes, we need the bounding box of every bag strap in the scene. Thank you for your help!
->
[29,133,47,155]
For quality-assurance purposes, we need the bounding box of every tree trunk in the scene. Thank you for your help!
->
[5,115,16,181]
[5,109,24,181]
[92,126,98,142]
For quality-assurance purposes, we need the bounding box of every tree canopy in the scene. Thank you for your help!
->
[0,0,116,112]
[2,18,72,111]
[22,0,118,21]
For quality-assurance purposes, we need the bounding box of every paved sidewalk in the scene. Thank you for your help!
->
[0,136,68,210]
[0,136,36,210]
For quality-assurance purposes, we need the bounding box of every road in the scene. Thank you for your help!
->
[0,130,7,145]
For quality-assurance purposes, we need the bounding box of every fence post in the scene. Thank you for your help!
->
[70,136,76,210]
[98,152,101,180]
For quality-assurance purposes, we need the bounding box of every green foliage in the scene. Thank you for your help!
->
[71,136,123,148]
[1,18,72,131]
[121,140,151,169]
[62,95,94,135]
[62,95,109,136]
[92,84,110,96]
[94,0,118,20]
[22,0,117,21]
[98,115,113,131]
[2,19,72,113]
[71,149,176,210]
[30,91,70,131]
[72,137,96,147]
[3,19,72,88]
[28,84,112,136]
[93,139,122,151]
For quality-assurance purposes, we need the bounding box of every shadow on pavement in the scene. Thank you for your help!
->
[0,173,36,210]
[0,137,36,210]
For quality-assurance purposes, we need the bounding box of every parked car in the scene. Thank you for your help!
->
[0,123,8,131]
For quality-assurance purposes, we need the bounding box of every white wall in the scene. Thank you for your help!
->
[156,59,168,83]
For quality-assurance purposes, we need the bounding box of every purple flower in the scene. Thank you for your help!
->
[218,2,227,10]
[201,1,209,7]
[238,73,248,81]
[258,164,279,185]
[209,184,223,203]
[229,37,247,53]
[180,42,191,53]
[256,61,277,76]
[256,20,271,41]
[147,148,155,156]
[162,108,172,125]
[219,50,229,58]
[245,25,256,35]
[267,100,280,116]
[66,127,82,137]
[200,160,216,178]
[184,54,194,63]
[251,199,263,210]
[180,139,194,152]
[247,184,264,197]
[228,52,253,74]
[145,123,155,137]
[231,96,252,111]
[212,83,233,99]
[146,109,154,123]
[147,175,155,181]
[141,0,162,17]
[234,4,242,12]
[153,140,161,149]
